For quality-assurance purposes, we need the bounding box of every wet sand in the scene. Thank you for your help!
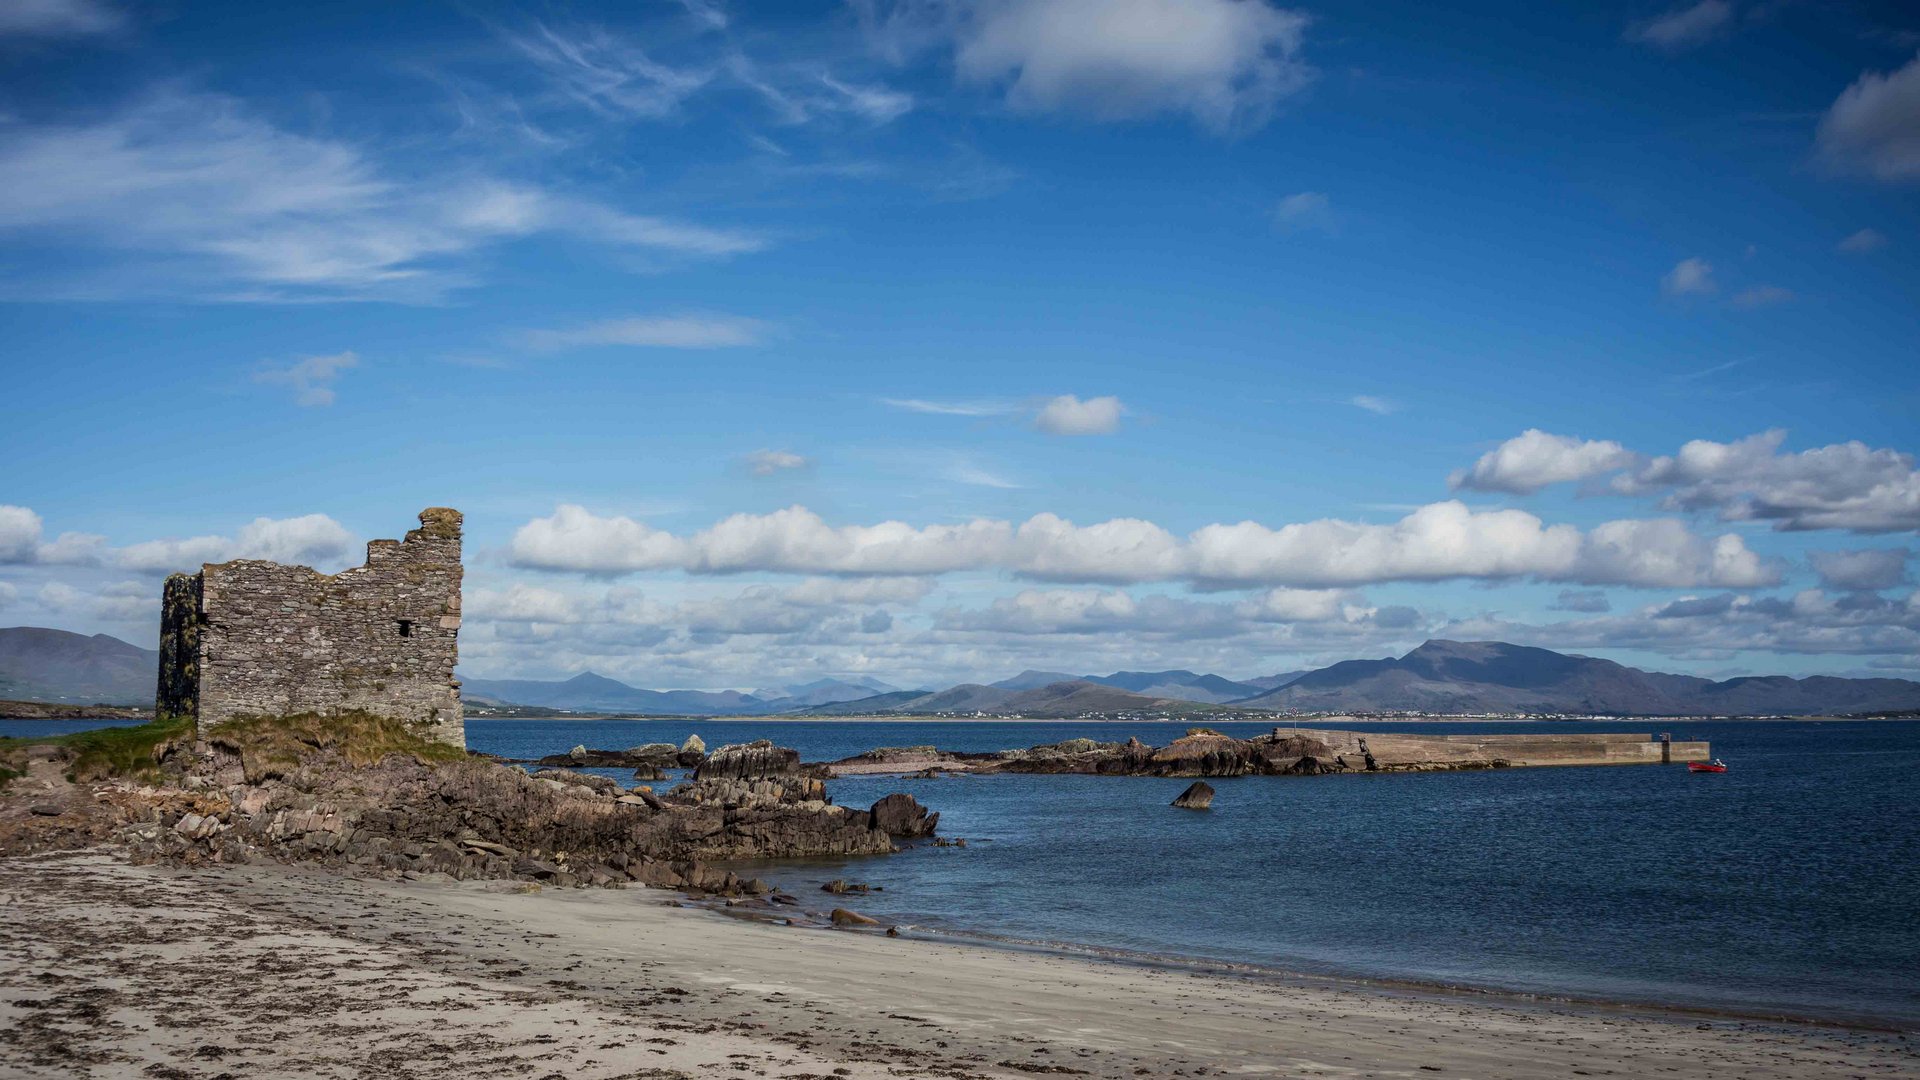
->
[1,851,1912,1079]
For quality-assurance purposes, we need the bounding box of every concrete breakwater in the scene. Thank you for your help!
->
[1284,728,1712,769]
[827,727,1711,778]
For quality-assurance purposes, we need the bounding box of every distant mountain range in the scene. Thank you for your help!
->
[808,679,1223,718]
[459,672,903,716]
[1230,639,1920,717]
[0,627,157,705]
[692,644,1920,717]
[991,668,1305,703]
[5,625,1918,718]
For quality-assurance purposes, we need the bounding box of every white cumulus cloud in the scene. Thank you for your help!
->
[1810,548,1911,591]
[943,0,1312,132]
[510,500,1777,590]
[0,505,108,566]
[254,351,357,407]
[745,449,810,475]
[1817,51,1920,182]
[116,514,357,574]
[1033,394,1125,435]
[1617,429,1920,533]
[1450,430,1636,494]
[1661,256,1716,296]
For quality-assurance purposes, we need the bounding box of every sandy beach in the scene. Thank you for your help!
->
[2,851,1911,1080]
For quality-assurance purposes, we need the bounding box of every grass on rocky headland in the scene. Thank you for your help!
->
[0,710,465,787]
[0,713,194,784]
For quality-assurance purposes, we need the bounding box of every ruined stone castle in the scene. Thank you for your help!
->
[156,508,465,748]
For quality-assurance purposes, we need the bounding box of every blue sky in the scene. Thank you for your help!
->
[2,0,1917,690]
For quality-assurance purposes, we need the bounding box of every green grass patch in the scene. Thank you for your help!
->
[0,710,465,785]
[0,713,195,783]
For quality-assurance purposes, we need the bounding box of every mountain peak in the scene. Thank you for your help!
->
[562,671,634,690]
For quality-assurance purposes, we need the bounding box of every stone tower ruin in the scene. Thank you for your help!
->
[155,508,465,749]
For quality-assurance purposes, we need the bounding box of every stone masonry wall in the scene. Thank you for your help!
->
[156,508,465,748]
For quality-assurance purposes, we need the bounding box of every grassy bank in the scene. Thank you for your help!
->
[1,711,466,787]
[0,713,194,783]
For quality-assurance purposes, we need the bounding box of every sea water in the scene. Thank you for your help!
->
[472,716,1920,1027]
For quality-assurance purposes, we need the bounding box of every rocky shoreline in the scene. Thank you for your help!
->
[1,721,938,902]
[0,700,151,721]
[1,720,1704,909]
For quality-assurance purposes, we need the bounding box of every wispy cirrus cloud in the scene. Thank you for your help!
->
[882,397,1020,417]
[1731,284,1794,309]
[0,91,764,302]
[523,314,768,351]
[0,0,122,37]
[493,20,713,120]
[487,16,915,131]
[946,461,1022,488]
[884,394,1127,434]
[745,449,811,475]
[1273,191,1335,234]
[1837,228,1889,253]
[1625,0,1734,51]
[254,351,358,407]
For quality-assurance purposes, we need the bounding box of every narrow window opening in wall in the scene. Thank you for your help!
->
[397,620,413,638]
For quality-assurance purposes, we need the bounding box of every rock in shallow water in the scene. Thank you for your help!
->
[869,792,938,838]
[1171,781,1215,809]
[678,733,707,767]
[528,768,619,795]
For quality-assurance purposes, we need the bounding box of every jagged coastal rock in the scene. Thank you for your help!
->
[694,739,807,780]
[869,793,939,838]
[679,733,707,767]
[2,716,934,897]
[627,742,682,767]
[539,740,708,769]
[1171,781,1215,809]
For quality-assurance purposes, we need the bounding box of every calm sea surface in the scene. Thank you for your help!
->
[13,715,1917,1026]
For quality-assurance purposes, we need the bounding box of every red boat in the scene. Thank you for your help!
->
[1688,759,1728,773]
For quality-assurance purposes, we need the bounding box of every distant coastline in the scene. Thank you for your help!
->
[0,699,150,722]
[464,711,1912,723]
